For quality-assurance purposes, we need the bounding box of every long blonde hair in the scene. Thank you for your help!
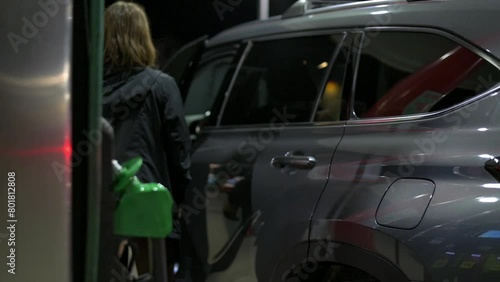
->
[104,1,157,69]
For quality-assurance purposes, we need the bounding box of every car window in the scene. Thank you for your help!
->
[354,32,500,118]
[184,46,239,127]
[219,34,344,126]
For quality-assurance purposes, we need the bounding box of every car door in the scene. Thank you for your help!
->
[167,32,354,281]
[162,39,248,279]
[311,29,500,282]
[180,32,354,282]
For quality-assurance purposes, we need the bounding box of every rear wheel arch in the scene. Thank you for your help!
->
[283,262,381,282]
[272,241,410,282]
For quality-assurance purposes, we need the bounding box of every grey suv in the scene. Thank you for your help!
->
[164,0,500,281]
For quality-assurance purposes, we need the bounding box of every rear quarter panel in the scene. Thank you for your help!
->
[311,88,500,282]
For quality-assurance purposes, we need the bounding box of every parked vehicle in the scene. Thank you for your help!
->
[165,0,500,281]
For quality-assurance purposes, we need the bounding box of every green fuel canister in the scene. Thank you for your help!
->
[112,157,174,238]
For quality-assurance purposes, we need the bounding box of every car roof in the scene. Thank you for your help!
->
[207,0,500,59]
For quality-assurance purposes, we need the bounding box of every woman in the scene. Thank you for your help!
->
[102,1,191,278]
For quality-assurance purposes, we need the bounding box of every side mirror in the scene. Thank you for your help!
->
[113,157,174,238]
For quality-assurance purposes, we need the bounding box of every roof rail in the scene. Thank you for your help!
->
[282,0,307,19]
[310,0,361,9]
[283,0,353,18]
[282,0,404,19]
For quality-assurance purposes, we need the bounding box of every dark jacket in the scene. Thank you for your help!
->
[103,66,191,203]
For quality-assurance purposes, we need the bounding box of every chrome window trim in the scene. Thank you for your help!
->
[247,28,348,42]
[205,120,346,133]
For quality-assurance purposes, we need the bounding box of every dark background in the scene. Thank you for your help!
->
[105,0,297,62]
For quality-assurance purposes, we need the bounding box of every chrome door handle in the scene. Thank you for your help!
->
[271,154,316,170]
